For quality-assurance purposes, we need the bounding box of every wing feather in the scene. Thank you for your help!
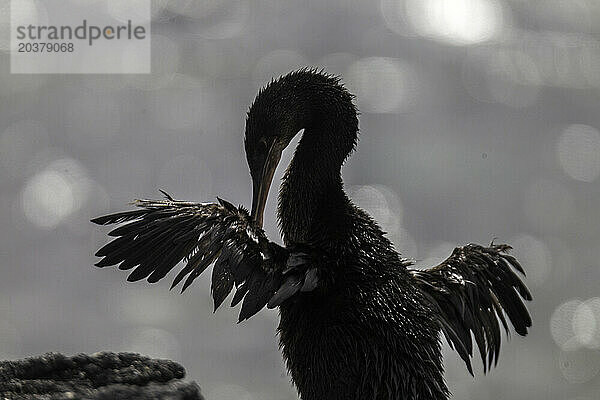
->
[410,243,532,375]
[92,192,324,321]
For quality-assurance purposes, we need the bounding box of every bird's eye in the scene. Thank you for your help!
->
[258,137,268,149]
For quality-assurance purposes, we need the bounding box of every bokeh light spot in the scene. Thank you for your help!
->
[22,170,74,229]
[348,184,415,256]
[405,0,503,45]
[416,242,456,270]
[348,184,403,236]
[559,345,600,384]
[509,234,552,286]
[21,159,91,229]
[380,0,417,37]
[317,52,359,78]
[551,299,583,351]
[346,57,409,113]
[390,227,418,259]
[573,298,600,349]
[557,124,600,182]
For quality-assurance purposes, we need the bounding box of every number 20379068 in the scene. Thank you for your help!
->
[18,42,74,52]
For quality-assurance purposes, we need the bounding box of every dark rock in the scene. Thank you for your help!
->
[0,352,204,400]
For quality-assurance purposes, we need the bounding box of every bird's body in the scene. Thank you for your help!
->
[268,77,447,396]
[278,209,447,399]
[93,69,532,400]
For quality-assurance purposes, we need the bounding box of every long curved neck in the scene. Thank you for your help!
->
[245,71,359,245]
[278,120,357,246]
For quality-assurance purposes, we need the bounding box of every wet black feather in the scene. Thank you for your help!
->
[239,270,275,322]
[410,243,532,374]
[92,193,319,321]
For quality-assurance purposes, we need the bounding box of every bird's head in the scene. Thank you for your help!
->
[244,119,294,229]
[244,95,301,227]
[244,69,358,228]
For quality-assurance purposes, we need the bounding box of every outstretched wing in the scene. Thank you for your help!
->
[91,192,323,322]
[409,243,532,375]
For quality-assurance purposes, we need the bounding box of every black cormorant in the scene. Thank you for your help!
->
[92,69,532,400]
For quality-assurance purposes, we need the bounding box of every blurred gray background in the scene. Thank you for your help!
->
[1,0,600,399]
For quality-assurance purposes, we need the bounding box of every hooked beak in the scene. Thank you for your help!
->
[250,141,282,228]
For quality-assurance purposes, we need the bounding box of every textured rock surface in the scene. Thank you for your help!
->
[0,352,204,400]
